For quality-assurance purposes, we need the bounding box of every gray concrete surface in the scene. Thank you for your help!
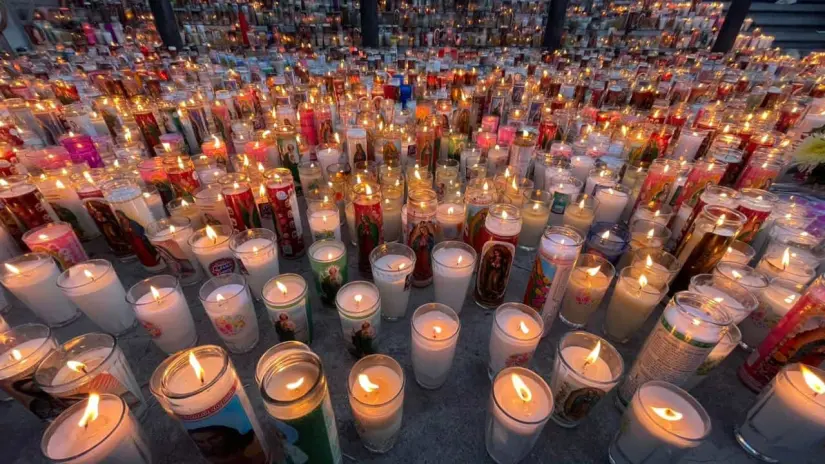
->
[0,209,820,464]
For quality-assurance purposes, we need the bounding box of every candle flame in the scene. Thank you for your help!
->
[67,360,87,372]
[215,294,225,302]
[433,325,442,338]
[518,320,529,334]
[585,341,602,365]
[647,228,655,239]
[83,269,94,280]
[10,349,21,361]
[781,248,791,269]
[651,407,683,422]
[5,263,20,275]
[177,157,185,170]
[354,294,363,305]
[800,365,825,394]
[645,255,653,267]
[276,280,288,296]
[150,286,161,301]
[77,393,100,428]
[483,181,490,191]
[365,184,373,195]
[205,225,218,242]
[716,215,726,227]
[785,294,796,304]
[511,373,532,402]
[601,230,610,240]
[579,199,586,209]
[638,274,648,288]
[732,270,743,279]
[586,266,601,277]
[286,377,305,390]
[358,374,379,393]
[55,179,66,189]
[189,351,205,383]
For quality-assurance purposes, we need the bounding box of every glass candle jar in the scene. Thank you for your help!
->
[604,265,670,343]
[559,253,616,328]
[146,217,204,287]
[682,324,742,390]
[261,273,312,344]
[411,303,460,389]
[518,189,552,251]
[347,354,405,453]
[474,204,523,308]
[0,252,79,327]
[56,259,137,334]
[351,181,383,275]
[126,275,197,354]
[550,331,624,427]
[562,193,598,239]
[584,222,630,265]
[370,243,416,320]
[0,323,59,421]
[228,228,279,300]
[307,239,347,306]
[199,274,260,353]
[488,302,544,379]
[188,224,237,277]
[738,278,804,351]
[336,281,382,357]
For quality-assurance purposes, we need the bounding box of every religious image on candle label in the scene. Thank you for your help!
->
[348,320,379,358]
[408,220,436,282]
[273,395,342,464]
[555,382,605,423]
[0,369,64,421]
[272,306,310,343]
[476,242,515,306]
[178,384,267,464]
[114,210,161,266]
[154,239,199,280]
[464,204,488,244]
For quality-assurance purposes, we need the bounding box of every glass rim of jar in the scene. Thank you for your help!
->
[217,172,249,186]
[147,216,194,239]
[715,261,769,289]
[494,302,544,342]
[628,218,671,237]
[166,196,198,211]
[671,290,734,328]
[699,204,747,227]
[760,250,817,277]
[618,265,668,295]
[635,201,673,216]
[259,350,324,407]
[689,274,760,312]
[194,184,223,202]
[522,188,552,204]
[21,221,73,242]
[263,167,294,183]
[0,251,54,281]
[254,341,312,386]
[726,239,756,258]
[126,275,182,306]
[488,203,522,222]
[0,323,52,373]
[737,187,779,205]
[636,380,711,442]
[262,273,308,308]
[491,366,554,425]
[432,241,477,269]
[199,273,249,304]
[160,344,230,398]
[590,222,631,242]
[557,331,624,386]
[779,363,825,408]
[593,183,630,197]
[102,182,142,203]
[347,354,405,408]
[573,252,615,280]
[229,228,277,255]
[56,259,116,291]
[543,226,585,248]
[0,181,37,198]
[308,239,346,263]
[35,332,118,390]
[335,281,381,318]
[40,393,128,463]
[411,303,461,342]
[188,225,233,250]
[369,243,417,273]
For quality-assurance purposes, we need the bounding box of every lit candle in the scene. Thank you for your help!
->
[262,274,312,344]
[594,186,630,224]
[432,241,477,314]
[518,190,552,251]
[550,332,624,427]
[755,246,815,285]
[689,273,759,324]
[475,204,523,308]
[411,303,460,389]
[0,253,79,327]
[435,202,466,242]
[199,274,260,353]
[188,224,238,276]
[308,202,342,242]
[146,217,204,287]
[167,198,204,232]
[336,281,382,357]
[125,275,197,354]
[739,278,801,350]
[0,323,59,420]
[56,260,136,335]
[307,239,348,306]
[228,228,279,300]
[347,354,405,453]
[559,254,615,328]
[41,393,151,463]
[562,195,598,238]
[604,267,668,343]
[488,302,544,378]
[485,368,554,464]
[370,243,415,320]
[22,221,88,271]
[609,381,711,464]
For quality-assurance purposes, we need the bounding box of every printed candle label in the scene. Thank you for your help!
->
[177,383,267,464]
[311,258,347,304]
[554,380,606,423]
[153,238,200,280]
[524,252,576,327]
[210,314,253,350]
[736,205,771,244]
[270,300,312,344]
[225,189,261,232]
[257,201,276,231]
[354,202,383,272]
[343,311,381,358]
[27,232,88,270]
[618,317,717,401]
[475,241,516,307]
[463,203,489,246]
[4,189,54,229]
[45,199,92,242]
[741,290,825,390]
[275,394,342,464]
[52,371,142,413]
[550,191,571,215]
[268,183,305,258]
[208,257,238,276]
[0,360,64,421]
[167,170,200,201]
[114,209,161,267]
[133,112,162,157]
[407,218,436,282]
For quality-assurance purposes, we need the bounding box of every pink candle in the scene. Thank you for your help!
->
[201,135,229,170]
[22,222,88,270]
[59,132,104,168]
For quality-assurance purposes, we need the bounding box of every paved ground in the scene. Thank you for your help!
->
[0,205,819,463]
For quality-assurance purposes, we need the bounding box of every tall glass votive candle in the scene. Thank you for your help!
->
[755,246,816,285]
[435,200,466,243]
[411,303,460,389]
[258,350,343,463]
[103,179,163,271]
[381,183,403,242]
[463,178,497,246]
[194,184,232,227]
[584,222,630,265]
[547,175,584,226]
[229,228,279,300]
[199,274,260,353]
[405,188,437,286]
[562,193,598,238]
[56,260,136,335]
[308,239,348,306]
[188,224,238,277]
[0,252,79,327]
[40,392,151,463]
[609,381,711,464]
[629,247,681,288]
[630,202,674,226]
[0,323,60,421]
[617,292,732,406]
[126,275,197,354]
[723,240,756,264]
[370,243,416,320]
[262,274,312,344]
[593,185,630,224]
[518,189,551,251]
[584,167,618,196]
[735,363,825,462]
[616,219,671,270]
[486,367,554,464]
[352,181,383,275]
[559,253,616,328]
[604,266,669,343]
[432,241,477,314]
[347,354,405,453]
[550,331,624,427]
[146,217,204,287]
[307,201,341,242]
[22,221,88,271]
[682,324,742,390]
[336,281,382,357]
[488,302,544,379]
[738,278,803,350]
[150,345,269,463]
[34,332,146,417]
[265,168,306,259]
[523,226,584,332]
[475,204,523,308]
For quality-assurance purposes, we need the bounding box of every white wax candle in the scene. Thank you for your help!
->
[585,172,617,196]
[691,284,748,324]
[58,262,135,334]
[604,275,663,342]
[435,203,465,242]
[411,309,460,389]
[489,307,543,376]
[0,337,55,379]
[349,365,404,447]
[309,210,342,242]
[204,284,260,353]
[233,237,279,300]
[372,254,414,319]
[263,277,311,343]
[563,202,596,238]
[192,232,237,276]
[345,202,356,246]
[143,191,167,223]
[594,188,629,224]
[337,283,382,355]
[432,247,475,313]
[570,156,595,184]
[559,268,611,326]
[169,201,203,231]
[382,198,403,242]
[739,283,799,349]
[487,370,553,463]
[2,258,78,326]
[519,202,551,249]
[134,287,196,354]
